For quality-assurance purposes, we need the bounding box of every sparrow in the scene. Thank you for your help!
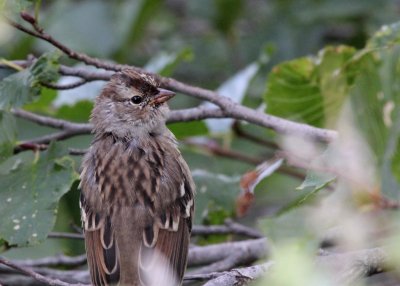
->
[79,68,195,286]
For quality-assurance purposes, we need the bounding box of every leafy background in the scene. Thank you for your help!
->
[1,0,400,284]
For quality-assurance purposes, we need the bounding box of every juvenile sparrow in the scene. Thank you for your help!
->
[79,69,195,286]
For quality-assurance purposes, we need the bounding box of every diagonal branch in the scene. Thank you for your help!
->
[5,12,338,143]
[6,17,125,72]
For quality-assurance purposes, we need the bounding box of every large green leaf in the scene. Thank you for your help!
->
[264,46,355,128]
[0,143,78,247]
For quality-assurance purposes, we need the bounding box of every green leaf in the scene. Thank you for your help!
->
[0,69,37,109]
[0,52,60,110]
[192,170,241,224]
[0,110,16,162]
[264,46,356,128]
[30,51,61,84]
[265,57,322,126]
[296,172,336,192]
[0,142,79,246]
[276,172,335,216]
[23,88,57,114]
[168,121,208,139]
[145,48,193,77]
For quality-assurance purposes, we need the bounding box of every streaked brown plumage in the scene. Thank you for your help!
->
[80,69,195,286]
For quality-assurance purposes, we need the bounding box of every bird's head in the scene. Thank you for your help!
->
[91,68,175,138]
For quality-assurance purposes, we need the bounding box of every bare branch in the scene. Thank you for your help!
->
[187,238,268,269]
[6,17,124,72]
[11,107,226,132]
[3,13,338,143]
[0,256,87,286]
[192,220,263,238]
[11,255,86,268]
[0,247,389,286]
[167,106,226,123]
[48,232,84,240]
[68,148,88,156]
[199,262,274,286]
[41,79,89,90]
[20,130,87,145]
[11,109,91,132]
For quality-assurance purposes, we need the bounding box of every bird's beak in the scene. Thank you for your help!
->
[150,88,175,105]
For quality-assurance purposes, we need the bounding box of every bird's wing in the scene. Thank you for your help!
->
[135,139,195,285]
[80,193,120,285]
[80,142,121,285]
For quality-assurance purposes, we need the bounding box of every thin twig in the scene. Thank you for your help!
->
[6,17,125,72]
[11,109,91,131]
[12,254,87,268]
[41,78,89,90]
[20,130,88,145]
[200,262,274,286]
[187,238,268,268]
[0,256,87,286]
[192,220,263,238]
[48,232,84,240]
[68,148,88,156]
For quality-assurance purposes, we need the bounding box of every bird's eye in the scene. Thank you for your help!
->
[130,96,143,105]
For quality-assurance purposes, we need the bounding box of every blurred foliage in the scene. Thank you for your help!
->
[1,1,400,285]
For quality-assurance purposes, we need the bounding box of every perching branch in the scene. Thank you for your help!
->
[0,246,388,286]
[0,256,87,286]
[187,238,268,270]
[4,11,338,143]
